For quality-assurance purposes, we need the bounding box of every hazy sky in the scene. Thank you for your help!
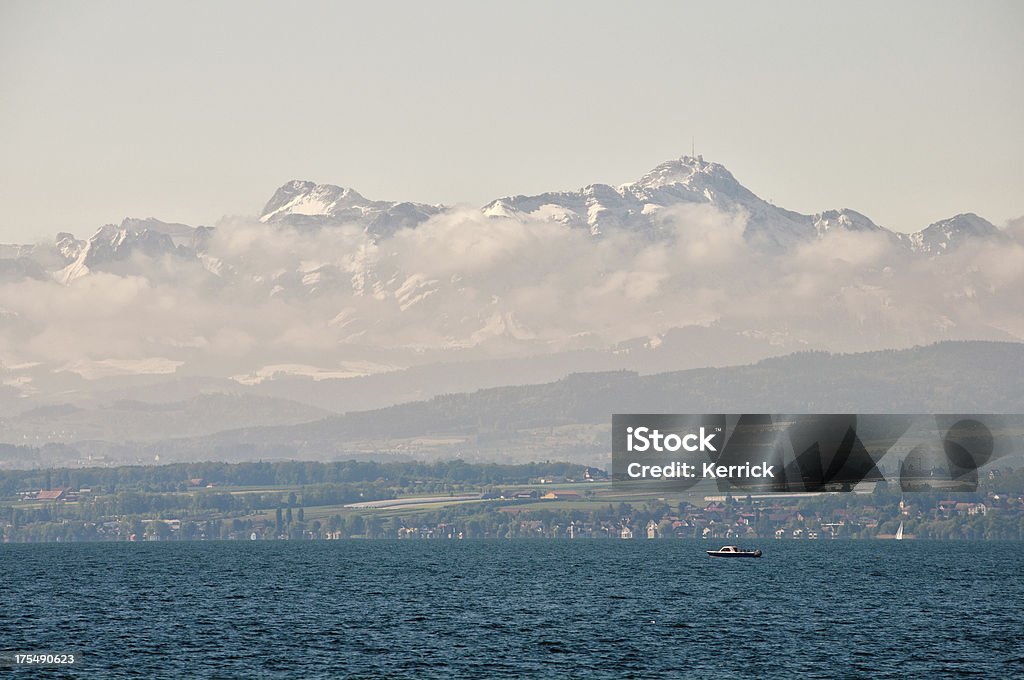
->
[1,1,1021,242]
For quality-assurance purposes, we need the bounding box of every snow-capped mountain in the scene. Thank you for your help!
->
[259,180,442,237]
[0,155,1011,289]
[484,155,814,249]
[481,156,1006,252]
[55,218,213,282]
[899,213,1006,254]
[812,208,889,236]
[0,155,1019,410]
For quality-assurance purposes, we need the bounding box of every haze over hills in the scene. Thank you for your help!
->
[181,341,1024,461]
[0,155,1021,439]
[0,393,332,446]
[2,341,1022,469]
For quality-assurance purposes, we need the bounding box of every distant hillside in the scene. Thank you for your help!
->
[159,341,1024,462]
[0,393,331,446]
[5,341,1020,469]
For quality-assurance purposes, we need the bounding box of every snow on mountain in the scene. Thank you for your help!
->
[231,361,399,385]
[56,217,211,282]
[1,155,1011,290]
[55,233,85,263]
[812,209,887,235]
[0,157,1017,394]
[899,213,1004,254]
[259,180,442,237]
[480,157,1013,254]
[468,311,536,345]
[484,156,851,249]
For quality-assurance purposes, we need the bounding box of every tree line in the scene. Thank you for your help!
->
[0,459,587,495]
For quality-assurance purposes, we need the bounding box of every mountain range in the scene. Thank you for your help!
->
[0,155,1020,431]
[0,156,1009,284]
[257,156,1007,252]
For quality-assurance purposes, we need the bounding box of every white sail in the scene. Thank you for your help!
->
[895,522,904,541]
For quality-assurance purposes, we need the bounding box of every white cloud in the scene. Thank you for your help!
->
[1,206,1022,381]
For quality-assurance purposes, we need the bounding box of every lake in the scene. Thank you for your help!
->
[1,540,1021,678]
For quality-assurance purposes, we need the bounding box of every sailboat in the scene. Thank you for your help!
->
[895,522,904,541]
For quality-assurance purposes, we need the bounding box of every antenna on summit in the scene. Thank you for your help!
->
[691,137,695,159]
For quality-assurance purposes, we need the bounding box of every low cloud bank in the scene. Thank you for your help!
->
[1,205,1022,381]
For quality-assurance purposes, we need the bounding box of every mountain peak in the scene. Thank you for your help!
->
[626,154,737,192]
[258,180,442,236]
[259,181,371,224]
[482,155,808,246]
[926,213,997,234]
[904,212,1003,254]
[813,209,884,235]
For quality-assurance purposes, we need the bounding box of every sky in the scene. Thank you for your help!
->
[1,0,1022,243]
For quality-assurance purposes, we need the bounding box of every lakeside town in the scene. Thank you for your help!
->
[3,460,1023,543]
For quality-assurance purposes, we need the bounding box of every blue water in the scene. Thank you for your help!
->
[1,540,1022,678]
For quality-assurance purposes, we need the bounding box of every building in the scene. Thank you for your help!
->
[541,491,580,500]
[35,488,67,502]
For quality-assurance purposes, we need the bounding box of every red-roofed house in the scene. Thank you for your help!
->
[36,488,66,501]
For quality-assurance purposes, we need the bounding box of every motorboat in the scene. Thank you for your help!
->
[706,545,762,558]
